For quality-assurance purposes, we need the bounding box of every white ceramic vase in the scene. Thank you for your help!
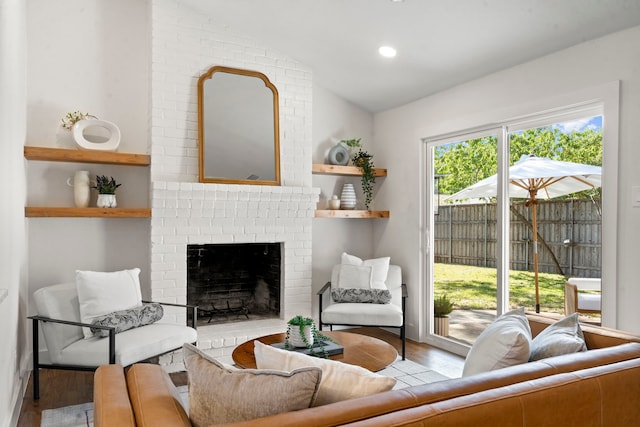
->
[328,142,350,165]
[66,170,91,208]
[340,183,357,209]
[287,324,314,348]
[97,194,117,208]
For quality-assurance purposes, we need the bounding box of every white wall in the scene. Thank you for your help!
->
[374,25,640,339]
[0,0,27,424]
[311,84,376,318]
[25,0,151,293]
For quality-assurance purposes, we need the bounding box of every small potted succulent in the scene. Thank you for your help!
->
[92,175,121,208]
[434,294,454,336]
[285,315,334,358]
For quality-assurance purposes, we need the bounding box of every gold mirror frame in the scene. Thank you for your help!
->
[197,66,281,185]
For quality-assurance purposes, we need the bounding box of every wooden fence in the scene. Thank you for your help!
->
[434,199,601,278]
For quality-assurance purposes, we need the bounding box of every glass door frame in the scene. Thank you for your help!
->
[422,125,508,356]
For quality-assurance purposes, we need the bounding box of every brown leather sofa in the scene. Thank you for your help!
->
[93,313,640,427]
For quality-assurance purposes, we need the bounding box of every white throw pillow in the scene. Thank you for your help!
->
[76,268,143,339]
[341,252,390,289]
[254,340,396,406]
[337,264,373,289]
[529,313,587,361]
[462,307,531,377]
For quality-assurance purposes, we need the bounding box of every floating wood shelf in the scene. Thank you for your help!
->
[312,164,387,177]
[314,210,390,218]
[25,207,151,218]
[24,146,150,166]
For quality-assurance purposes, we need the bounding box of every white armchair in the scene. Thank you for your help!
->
[317,264,407,359]
[28,282,197,399]
[564,277,601,316]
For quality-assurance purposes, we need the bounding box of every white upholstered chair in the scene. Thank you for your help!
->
[317,264,407,359]
[564,277,601,316]
[29,282,197,399]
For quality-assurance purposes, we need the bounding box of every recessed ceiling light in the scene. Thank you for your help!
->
[378,46,397,58]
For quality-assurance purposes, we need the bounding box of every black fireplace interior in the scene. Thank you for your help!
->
[187,243,281,325]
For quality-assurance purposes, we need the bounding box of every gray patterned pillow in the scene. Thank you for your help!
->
[331,288,392,304]
[90,303,163,337]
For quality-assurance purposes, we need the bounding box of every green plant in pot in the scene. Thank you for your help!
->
[92,175,121,208]
[285,315,334,358]
[434,294,453,336]
[352,149,376,210]
[340,138,361,156]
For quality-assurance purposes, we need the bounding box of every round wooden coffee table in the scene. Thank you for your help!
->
[232,331,397,372]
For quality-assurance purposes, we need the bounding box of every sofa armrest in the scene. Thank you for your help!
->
[94,365,136,427]
[126,364,191,427]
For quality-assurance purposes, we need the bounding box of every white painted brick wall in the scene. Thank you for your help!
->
[150,0,317,362]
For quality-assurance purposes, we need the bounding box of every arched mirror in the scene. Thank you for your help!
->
[198,66,280,185]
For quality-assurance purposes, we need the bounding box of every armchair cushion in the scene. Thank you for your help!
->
[90,303,164,337]
[331,288,392,304]
[76,268,143,338]
[341,253,390,289]
[337,264,373,289]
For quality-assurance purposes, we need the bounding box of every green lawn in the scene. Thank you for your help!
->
[434,263,567,314]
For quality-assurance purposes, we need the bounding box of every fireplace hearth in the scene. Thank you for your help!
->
[187,243,282,326]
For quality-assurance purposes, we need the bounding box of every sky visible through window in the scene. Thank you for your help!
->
[553,115,602,133]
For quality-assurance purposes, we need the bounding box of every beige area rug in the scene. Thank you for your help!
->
[40,357,449,427]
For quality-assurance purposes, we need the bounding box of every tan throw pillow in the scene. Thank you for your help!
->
[529,313,587,361]
[183,343,321,427]
[254,340,396,406]
[462,307,532,377]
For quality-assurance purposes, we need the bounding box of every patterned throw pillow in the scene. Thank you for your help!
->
[331,288,392,304]
[90,303,164,337]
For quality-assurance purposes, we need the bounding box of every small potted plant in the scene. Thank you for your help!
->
[352,149,376,210]
[434,294,454,336]
[285,315,334,358]
[92,175,121,208]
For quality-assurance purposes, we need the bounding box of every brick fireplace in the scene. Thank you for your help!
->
[150,1,316,367]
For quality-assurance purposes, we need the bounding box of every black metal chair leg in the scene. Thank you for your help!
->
[32,318,40,400]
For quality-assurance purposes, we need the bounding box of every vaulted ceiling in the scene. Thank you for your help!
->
[181,0,640,112]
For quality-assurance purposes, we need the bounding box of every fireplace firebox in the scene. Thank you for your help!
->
[187,243,282,326]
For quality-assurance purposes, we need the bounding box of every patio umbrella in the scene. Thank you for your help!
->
[445,154,602,313]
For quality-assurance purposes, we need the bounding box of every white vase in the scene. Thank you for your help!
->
[97,194,117,208]
[66,170,91,208]
[287,324,314,348]
[328,142,350,165]
[340,183,357,209]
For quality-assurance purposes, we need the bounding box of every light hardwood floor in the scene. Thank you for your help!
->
[17,327,464,427]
